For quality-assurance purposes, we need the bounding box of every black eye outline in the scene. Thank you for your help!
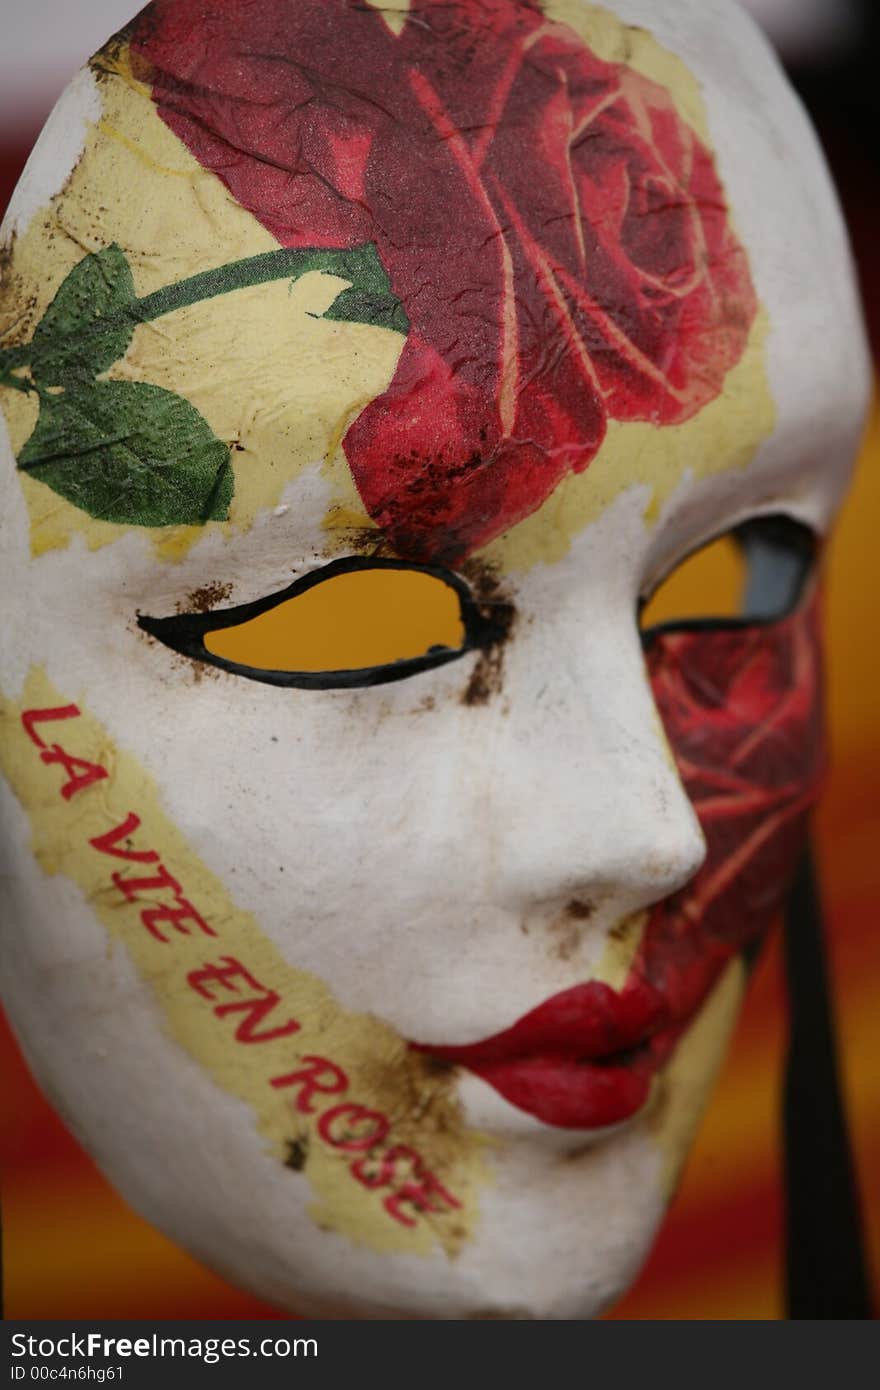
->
[639,514,818,651]
[137,555,510,690]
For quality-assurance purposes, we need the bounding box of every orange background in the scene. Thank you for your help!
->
[2,116,879,1325]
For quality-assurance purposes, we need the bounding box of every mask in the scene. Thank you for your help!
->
[0,0,869,1319]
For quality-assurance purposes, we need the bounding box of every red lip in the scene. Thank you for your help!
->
[413,977,681,1130]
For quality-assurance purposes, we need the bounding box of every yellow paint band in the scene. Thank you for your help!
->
[0,668,489,1256]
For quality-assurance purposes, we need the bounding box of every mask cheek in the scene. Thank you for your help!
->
[639,592,825,1031]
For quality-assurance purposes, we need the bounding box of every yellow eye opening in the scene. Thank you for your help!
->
[138,558,500,690]
[203,567,465,673]
[640,516,816,637]
[641,532,745,630]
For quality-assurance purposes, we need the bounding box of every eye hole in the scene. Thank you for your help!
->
[639,515,817,643]
[139,557,506,689]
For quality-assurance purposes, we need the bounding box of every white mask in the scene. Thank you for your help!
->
[0,0,869,1319]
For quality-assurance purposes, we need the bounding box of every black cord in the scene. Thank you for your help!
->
[783,843,873,1318]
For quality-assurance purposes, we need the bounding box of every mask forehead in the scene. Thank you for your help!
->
[1,0,866,590]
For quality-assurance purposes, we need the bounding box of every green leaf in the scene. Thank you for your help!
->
[30,245,137,386]
[323,285,410,334]
[18,380,233,527]
[320,244,410,333]
[131,242,409,335]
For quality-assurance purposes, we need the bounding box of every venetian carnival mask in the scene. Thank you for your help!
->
[0,0,870,1320]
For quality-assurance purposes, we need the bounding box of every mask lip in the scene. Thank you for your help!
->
[137,554,508,689]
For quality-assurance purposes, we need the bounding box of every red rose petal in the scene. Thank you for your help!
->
[133,0,758,562]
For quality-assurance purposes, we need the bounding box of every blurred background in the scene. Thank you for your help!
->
[1,0,878,1320]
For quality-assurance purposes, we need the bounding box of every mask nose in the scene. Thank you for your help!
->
[481,615,707,917]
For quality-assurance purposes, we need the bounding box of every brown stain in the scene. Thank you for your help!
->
[462,644,505,707]
[545,899,596,961]
[460,555,515,612]
[0,255,40,355]
[284,1136,309,1172]
[1,157,94,362]
[566,898,594,921]
[178,580,233,614]
[321,513,396,559]
[357,1048,462,1138]
[547,917,582,962]
[89,20,141,85]
[549,925,581,962]
[559,1138,610,1165]
[414,1051,456,1081]
[607,913,636,944]
[343,1043,481,1254]
[0,235,16,284]
[177,655,222,685]
[458,557,516,707]
[294,1039,481,1256]
[136,618,222,686]
[136,602,224,685]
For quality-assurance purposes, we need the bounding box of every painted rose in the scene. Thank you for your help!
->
[132,0,757,562]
